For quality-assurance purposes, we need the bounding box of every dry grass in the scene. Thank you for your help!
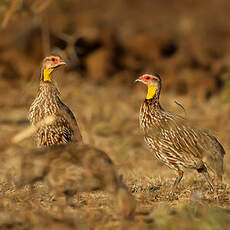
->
[0,71,229,229]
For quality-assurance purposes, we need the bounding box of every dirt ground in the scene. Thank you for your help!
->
[0,0,230,229]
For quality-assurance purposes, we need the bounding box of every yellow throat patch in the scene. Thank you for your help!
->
[43,68,54,82]
[146,85,156,99]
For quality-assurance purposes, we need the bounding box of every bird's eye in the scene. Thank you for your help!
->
[51,58,55,62]
[146,76,150,80]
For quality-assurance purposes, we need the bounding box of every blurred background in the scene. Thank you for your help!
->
[0,0,230,229]
[1,0,230,98]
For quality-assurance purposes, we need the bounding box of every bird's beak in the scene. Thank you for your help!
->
[134,78,141,83]
[53,59,66,69]
[59,60,66,65]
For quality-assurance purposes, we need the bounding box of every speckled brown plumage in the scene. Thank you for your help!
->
[28,56,82,147]
[17,143,136,219]
[137,74,225,192]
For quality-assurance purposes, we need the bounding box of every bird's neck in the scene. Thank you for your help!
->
[39,79,60,97]
[39,69,60,95]
[143,89,163,120]
[41,68,54,82]
[146,85,157,99]
[145,85,160,103]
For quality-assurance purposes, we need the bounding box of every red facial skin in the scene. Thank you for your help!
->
[49,57,61,64]
[139,74,154,83]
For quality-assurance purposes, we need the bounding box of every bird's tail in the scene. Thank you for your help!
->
[204,135,225,183]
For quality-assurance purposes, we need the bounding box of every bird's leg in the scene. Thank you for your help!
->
[197,164,214,192]
[217,175,222,184]
[202,171,214,192]
[169,170,184,194]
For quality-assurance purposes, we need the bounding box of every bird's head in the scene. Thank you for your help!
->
[135,74,161,100]
[41,56,66,82]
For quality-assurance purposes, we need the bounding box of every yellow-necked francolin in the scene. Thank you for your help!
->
[136,73,225,192]
[28,56,82,147]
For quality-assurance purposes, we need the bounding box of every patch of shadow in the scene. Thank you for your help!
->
[148,185,161,192]
[160,40,178,58]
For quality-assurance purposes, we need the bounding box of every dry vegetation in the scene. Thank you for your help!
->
[0,0,230,229]
[0,74,229,229]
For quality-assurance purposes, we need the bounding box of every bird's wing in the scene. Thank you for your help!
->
[145,114,203,160]
[56,96,83,143]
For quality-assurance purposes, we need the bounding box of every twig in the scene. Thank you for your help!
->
[174,101,187,119]
[1,0,20,28]
[31,0,53,14]
[12,115,55,143]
